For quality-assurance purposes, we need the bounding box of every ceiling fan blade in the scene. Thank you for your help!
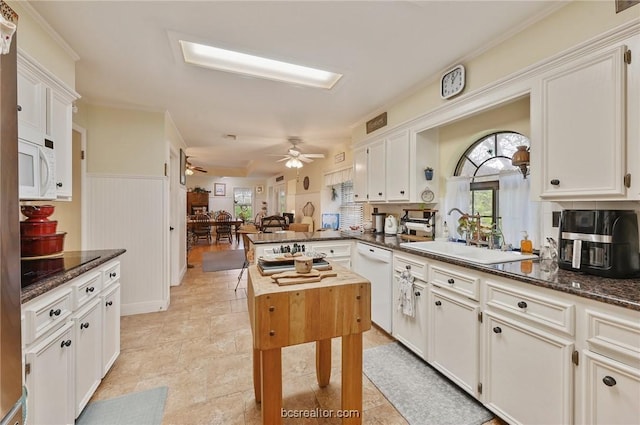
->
[299,156,313,163]
[302,153,325,158]
[276,157,290,162]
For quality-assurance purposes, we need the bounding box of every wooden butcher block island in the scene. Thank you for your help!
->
[247,264,371,424]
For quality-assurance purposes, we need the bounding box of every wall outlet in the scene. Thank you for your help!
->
[552,211,561,227]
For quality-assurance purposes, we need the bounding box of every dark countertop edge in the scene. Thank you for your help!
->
[249,231,640,311]
[21,249,126,304]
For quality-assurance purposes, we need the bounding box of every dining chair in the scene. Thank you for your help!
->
[192,213,212,244]
[288,223,309,232]
[215,210,233,243]
[260,215,288,232]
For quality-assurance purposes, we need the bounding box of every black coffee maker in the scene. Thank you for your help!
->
[558,210,640,278]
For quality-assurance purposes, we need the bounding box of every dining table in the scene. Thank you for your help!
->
[187,217,244,243]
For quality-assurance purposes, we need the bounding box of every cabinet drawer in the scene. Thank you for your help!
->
[310,243,351,258]
[430,264,480,301]
[71,271,102,310]
[486,280,575,335]
[586,309,640,367]
[23,289,72,345]
[102,261,120,289]
[394,253,428,281]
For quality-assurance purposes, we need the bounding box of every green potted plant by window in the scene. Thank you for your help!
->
[424,167,434,180]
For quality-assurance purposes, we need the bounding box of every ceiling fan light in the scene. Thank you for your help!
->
[285,158,303,169]
[185,168,194,175]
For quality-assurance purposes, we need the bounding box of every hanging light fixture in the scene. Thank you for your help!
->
[185,168,194,176]
[285,158,303,169]
[511,145,530,179]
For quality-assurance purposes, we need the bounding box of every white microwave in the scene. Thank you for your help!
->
[18,138,56,200]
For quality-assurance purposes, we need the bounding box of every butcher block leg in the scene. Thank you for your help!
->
[261,348,282,424]
[341,333,363,424]
[253,348,261,403]
[316,338,332,387]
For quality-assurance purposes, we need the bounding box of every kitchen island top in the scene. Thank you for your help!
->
[21,249,126,303]
[249,230,640,311]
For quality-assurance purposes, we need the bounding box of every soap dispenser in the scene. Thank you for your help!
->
[520,231,533,254]
[443,221,450,241]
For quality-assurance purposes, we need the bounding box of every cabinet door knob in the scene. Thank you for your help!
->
[86,286,95,293]
[354,194,359,198]
[435,300,442,306]
[49,308,61,317]
[405,265,411,270]
[378,192,383,196]
[17,104,22,111]
[517,301,528,309]
[400,190,405,195]
[493,326,502,334]
[550,179,560,186]
[106,301,113,307]
[80,322,90,330]
[109,272,117,278]
[60,339,72,348]
[56,182,63,188]
[602,376,617,387]
[447,278,455,284]
[414,291,421,297]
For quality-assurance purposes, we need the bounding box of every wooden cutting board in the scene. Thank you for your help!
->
[271,269,337,286]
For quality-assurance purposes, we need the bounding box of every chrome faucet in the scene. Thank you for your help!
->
[447,208,466,216]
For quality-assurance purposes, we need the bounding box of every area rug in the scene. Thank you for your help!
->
[75,386,168,425]
[363,343,493,425]
[202,250,245,272]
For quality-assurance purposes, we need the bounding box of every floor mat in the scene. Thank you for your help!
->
[202,250,245,272]
[363,342,493,425]
[75,387,168,425]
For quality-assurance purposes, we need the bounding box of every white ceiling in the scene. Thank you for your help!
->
[28,1,562,177]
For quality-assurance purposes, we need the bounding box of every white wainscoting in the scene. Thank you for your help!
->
[86,174,169,315]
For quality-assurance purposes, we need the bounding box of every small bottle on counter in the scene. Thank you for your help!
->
[443,221,450,241]
[520,231,533,254]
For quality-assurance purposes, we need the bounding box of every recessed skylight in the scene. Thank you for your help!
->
[179,40,342,89]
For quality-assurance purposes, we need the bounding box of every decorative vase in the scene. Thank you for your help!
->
[424,169,434,180]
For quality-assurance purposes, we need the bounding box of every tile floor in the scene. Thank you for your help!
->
[90,241,502,425]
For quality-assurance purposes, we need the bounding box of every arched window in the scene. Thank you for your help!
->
[453,131,530,228]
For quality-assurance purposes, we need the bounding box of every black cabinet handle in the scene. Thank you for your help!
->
[354,194,359,198]
[400,190,405,195]
[378,192,383,196]
[17,104,22,111]
[435,300,442,306]
[447,278,455,284]
[550,179,560,186]
[517,301,528,309]
[86,286,95,293]
[602,376,617,387]
[109,272,117,278]
[49,308,61,317]
[330,249,334,254]
[106,301,113,307]
[60,340,72,348]
[56,182,63,188]
[414,291,421,297]
[493,327,502,334]
[405,265,411,270]
[80,322,90,330]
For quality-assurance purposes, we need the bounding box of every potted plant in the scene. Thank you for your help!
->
[424,167,434,180]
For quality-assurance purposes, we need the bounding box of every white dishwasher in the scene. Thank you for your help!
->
[353,242,393,333]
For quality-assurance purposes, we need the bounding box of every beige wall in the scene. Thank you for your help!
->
[83,104,165,176]
[352,0,639,143]
[8,1,76,88]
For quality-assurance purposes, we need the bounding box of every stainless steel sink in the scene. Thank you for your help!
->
[400,241,538,265]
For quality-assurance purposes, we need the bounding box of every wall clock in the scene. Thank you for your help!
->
[421,188,435,203]
[303,176,310,190]
[440,64,465,99]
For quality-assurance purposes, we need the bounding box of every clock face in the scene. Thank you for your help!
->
[440,64,465,99]
[421,188,435,203]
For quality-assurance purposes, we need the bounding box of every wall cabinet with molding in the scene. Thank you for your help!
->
[353,139,385,202]
[17,53,79,200]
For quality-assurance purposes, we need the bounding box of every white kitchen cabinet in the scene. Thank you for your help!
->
[392,253,429,359]
[309,241,352,269]
[18,53,79,200]
[102,283,121,376]
[484,312,574,425]
[385,130,410,202]
[17,65,46,145]
[49,89,74,199]
[352,139,386,202]
[24,321,75,425]
[535,44,628,199]
[73,298,103,417]
[430,288,480,397]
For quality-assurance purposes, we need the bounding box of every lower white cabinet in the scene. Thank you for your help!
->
[429,287,480,397]
[102,283,121,376]
[22,259,122,423]
[484,312,575,425]
[309,241,352,269]
[582,351,640,425]
[73,298,103,416]
[24,321,75,425]
[392,271,428,359]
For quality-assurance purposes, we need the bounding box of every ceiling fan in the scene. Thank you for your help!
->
[185,156,207,174]
[273,138,325,168]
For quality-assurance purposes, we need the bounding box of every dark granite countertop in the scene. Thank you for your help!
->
[249,231,640,311]
[21,249,126,304]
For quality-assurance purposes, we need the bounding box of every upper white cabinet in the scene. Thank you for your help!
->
[386,130,410,202]
[18,53,79,200]
[534,43,631,199]
[353,139,386,202]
